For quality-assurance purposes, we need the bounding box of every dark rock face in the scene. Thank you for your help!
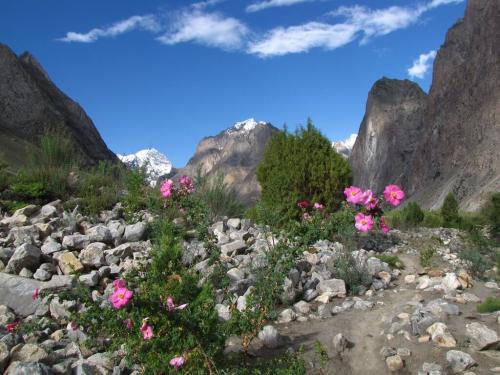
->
[349,78,427,194]
[176,119,280,204]
[409,0,500,210]
[0,44,116,167]
[351,0,500,210]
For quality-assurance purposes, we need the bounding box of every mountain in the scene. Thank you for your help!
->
[0,44,116,168]
[332,134,357,158]
[117,148,173,185]
[349,78,427,193]
[176,118,279,204]
[350,0,500,210]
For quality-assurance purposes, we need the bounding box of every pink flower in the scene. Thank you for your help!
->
[123,319,133,329]
[380,216,390,234]
[297,200,310,209]
[314,202,324,211]
[169,356,185,369]
[160,179,174,198]
[113,279,126,290]
[383,185,405,206]
[32,288,40,300]
[179,175,194,194]
[67,321,78,331]
[110,287,134,309]
[140,320,153,340]
[354,213,374,232]
[302,212,311,221]
[6,321,18,332]
[344,186,365,205]
[363,190,379,210]
[166,297,188,312]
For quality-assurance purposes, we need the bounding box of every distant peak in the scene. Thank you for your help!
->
[332,134,358,158]
[118,148,172,185]
[229,118,269,134]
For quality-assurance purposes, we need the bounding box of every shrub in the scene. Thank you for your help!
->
[330,248,371,295]
[78,161,125,216]
[420,245,435,268]
[481,192,500,241]
[422,210,442,228]
[402,202,424,227]
[375,254,405,269]
[122,166,150,220]
[194,171,245,221]
[0,160,11,191]
[257,120,351,220]
[459,248,490,278]
[441,192,460,228]
[477,297,500,313]
[10,181,46,200]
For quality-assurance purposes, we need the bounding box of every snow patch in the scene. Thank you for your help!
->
[332,134,357,158]
[117,148,172,186]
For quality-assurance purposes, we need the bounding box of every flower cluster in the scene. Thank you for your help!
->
[297,200,325,221]
[344,184,405,233]
[109,279,134,309]
[161,175,195,200]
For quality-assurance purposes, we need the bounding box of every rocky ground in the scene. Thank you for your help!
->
[0,202,498,374]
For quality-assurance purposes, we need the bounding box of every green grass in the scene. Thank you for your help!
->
[477,297,500,313]
[375,254,405,269]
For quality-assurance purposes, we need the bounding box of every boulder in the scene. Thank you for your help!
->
[79,243,106,268]
[4,362,52,375]
[62,234,90,250]
[220,240,247,256]
[316,279,346,297]
[6,244,41,274]
[86,225,112,244]
[465,322,500,351]
[10,344,48,363]
[426,322,456,347]
[446,350,476,373]
[258,325,280,349]
[9,225,39,246]
[124,222,147,242]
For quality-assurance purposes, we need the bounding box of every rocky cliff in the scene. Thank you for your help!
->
[0,44,116,168]
[350,0,500,210]
[176,119,279,204]
[350,79,427,193]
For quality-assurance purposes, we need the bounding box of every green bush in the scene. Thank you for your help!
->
[441,192,460,228]
[0,160,11,191]
[10,181,46,200]
[420,245,435,268]
[459,248,490,278]
[122,166,151,220]
[422,210,443,228]
[78,161,125,216]
[375,254,405,269]
[403,202,425,227]
[330,249,371,295]
[480,192,500,241]
[194,171,245,221]
[477,297,500,313]
[257,120,351,220]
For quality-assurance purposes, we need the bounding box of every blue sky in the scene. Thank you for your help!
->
[2,0,466,166]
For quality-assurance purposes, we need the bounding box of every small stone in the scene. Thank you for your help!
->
[316,279,346,297]
[258,325,280,349]
[215,304,231,321]
[293,301,311,315]
[303,252,319,265]
[420,362,442,374]
[62,234,90,250]
[426,322,456,347]
[465,322,500,351]
[6,244,41,274]
[315,294,330,304]
[380,346,397,358]
[18,268,33,278]
[405,275,416,284]
[40,239,61,255]
[418,335,431,343]
[124,222,147,242]
[4,362,52,375]
[57,252,84,275]
[386,355,404,372]
[332,333,349,355]
[79,271,99,287]
[220,240,247,256]
[0,341,9,373]
[226,268,245,282]
[446,350,476,373]
[86,225,113,244]
[79,242,106,268]
[442,273,461,292]
[397,348,411,358]
[278,309,296,324]
[484,282,499,289]
[226,218,241,230]
[10,343,48,362]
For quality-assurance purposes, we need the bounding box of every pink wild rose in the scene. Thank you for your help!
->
[67,321,78,331]
[32,288,40,300]
[110,287,134,309]
[123,319,133,329]
[170,356,185,369]
[383,185,405,206]
[160,179,174,198]
[363,190,379,210]
[354,213,374,232]
[297,200,311,209]
[6,321,18,332]
[314,202,324,211]
[140,321,153,340]
[302,212,311,221]
[113,279,126,291]
[380,216,390,234]
[344,186,365,205]
[166,297,188,312]
[179,175,194,193]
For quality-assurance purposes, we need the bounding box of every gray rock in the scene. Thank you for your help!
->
[72,363,101,375]
[79,243,106,268]
[293,301,311,315]
[278,308,296,324]
[0,341,9,373]
[280,277,297,305]
[215,304,231,322]
[40,204,57,220]
[227,218,241,230]
[182,241,207,266]
[10,225,40,247]
[220,240,247,256]
[226,268,245,283]
[317,304,332,318]
[86,225,112,244]
[6,243,41,273]
[4,362,52,375]
[10,343,48,363]
[62,234,90,250]
[0,247,15,264]
[123,222,147,242]
[446,350,476,373]
[386,355,404,371]
[107,221,125,243]
[332,333,349,355]
[465,322,500,351]
[258,325,280,349]
[366,257,390,276]
[303,289,319,302]
[18,268,33,278]
[316,279,346,297]
[40,239,61,255]
[78,271,99,287]
[380,346,397,359]
[105,243,133,259]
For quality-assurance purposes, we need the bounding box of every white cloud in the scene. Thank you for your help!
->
[408,50,437,79]
[58,15,161,43]
[246,0,314,13]
[157,10,249,50]
[191,0,226,10]
[248,0,461,57]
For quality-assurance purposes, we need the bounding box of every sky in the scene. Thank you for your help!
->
[1,0,466,167]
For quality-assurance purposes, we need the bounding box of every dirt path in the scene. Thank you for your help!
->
[268,253,500,374]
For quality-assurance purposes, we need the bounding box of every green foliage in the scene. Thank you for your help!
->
[330,248,371,295]
[420,245,436,268]
[441,192,460,228]
[459,248,490,278]
[122,166,151,221]
[375,254,405,269]
[78,161,125,216]
[194,170,245,221]
[480,192,500,241]
[314,340,329,368]
[0,160,11,191]
[10,181,46,200]
[477,297,500,313]
[403,202,425,227]
[257,120,351,220]
[422,210,443,228]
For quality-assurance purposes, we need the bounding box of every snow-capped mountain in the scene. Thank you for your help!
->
[226,118,269,135]
[332,134,357,158]
[117,148,172,185]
